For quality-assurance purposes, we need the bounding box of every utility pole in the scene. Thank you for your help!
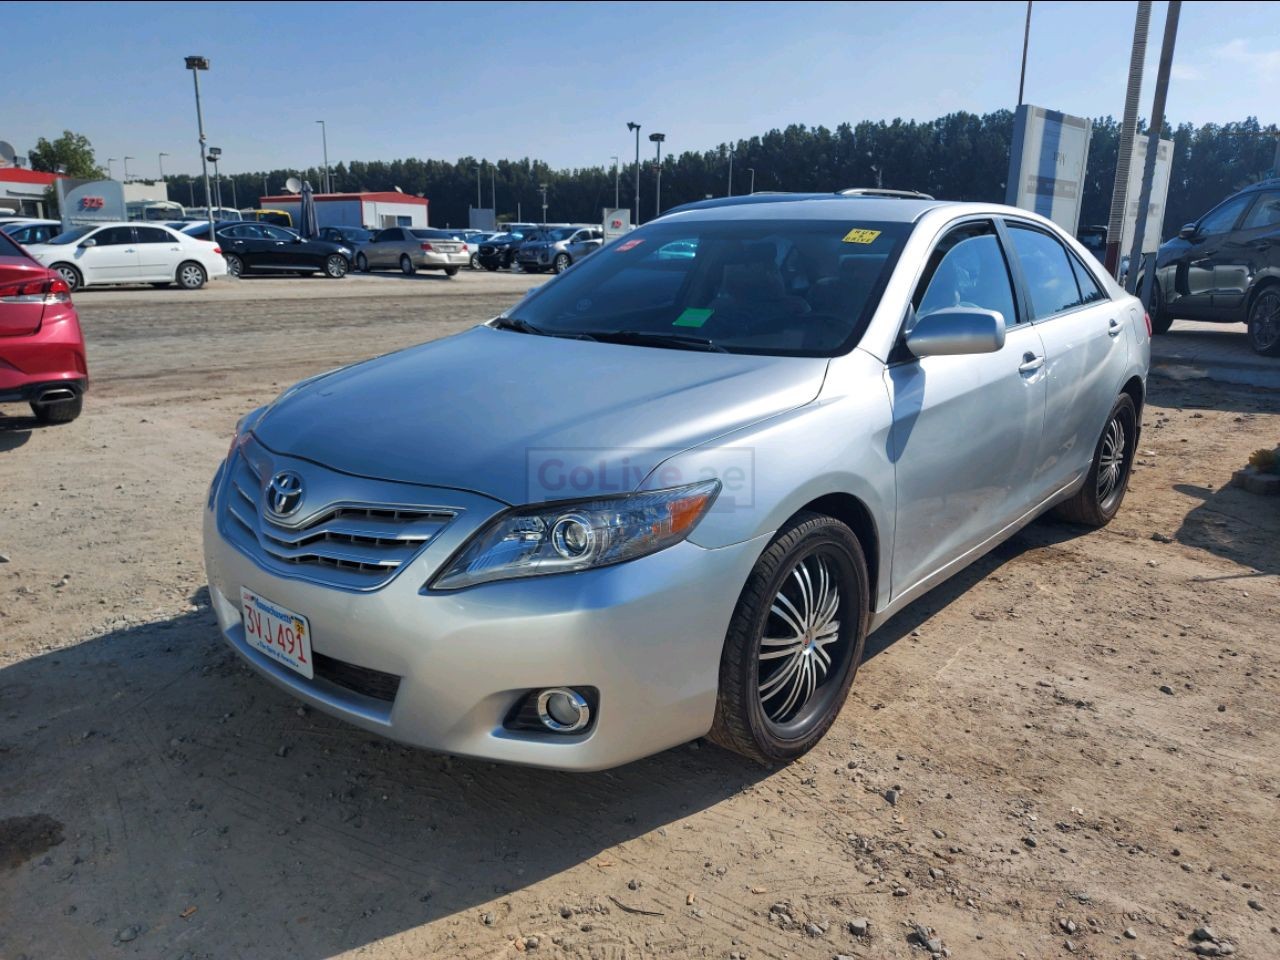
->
[123,156,134,182]
[649,133,665,219]
[315,120,330,193]
[539,183,548,223]
[1105,1,1152,277]
[158,152,169,183]
[748,167,756,195]
[1127,0,1181,305]
[627,122,641,224]
[490,166,496,213]
[610,155,620,210]
[476,164,482,211]
[184,55,215,242]
[107,158,116,180]
[1017,1,1033,106]
[727,150,734,196]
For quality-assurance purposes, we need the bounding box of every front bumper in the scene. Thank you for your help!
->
[202,447,763,770]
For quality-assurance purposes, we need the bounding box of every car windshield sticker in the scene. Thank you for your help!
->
[616,238,645,252]
[673,307,714,328]
[842,228,881,244]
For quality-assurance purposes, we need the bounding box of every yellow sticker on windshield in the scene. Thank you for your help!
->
[842,228,881,244]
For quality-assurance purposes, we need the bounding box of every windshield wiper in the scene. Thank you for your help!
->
[491,316,597,342]
[587,330,728,353]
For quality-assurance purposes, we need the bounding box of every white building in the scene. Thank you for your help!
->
[258,191,429,229]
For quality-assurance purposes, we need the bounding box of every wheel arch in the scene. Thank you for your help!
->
[1247,275,1280,312]
[786,493,880,615]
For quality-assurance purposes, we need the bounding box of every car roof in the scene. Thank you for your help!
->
[661,192,950,223]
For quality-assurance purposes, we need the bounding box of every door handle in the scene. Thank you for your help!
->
[1018,352,1045,374]
[1253,239,1273,251]
[1108,318,1122,338]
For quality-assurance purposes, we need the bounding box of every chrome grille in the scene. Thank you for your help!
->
[221,453,455,590]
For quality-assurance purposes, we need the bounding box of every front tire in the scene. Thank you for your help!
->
[400,255,415,275]
[470,253,481,270]
[553,253,571,274]
[356,253,369,272]
[445,267,459,277]
[1053,393,1137,527]
[52,264,82,292]
[224,253,244,278]
[484,263,499,272]
[324,254,349,279]
[1246,286,1280,357]
[709,512,869,765]
[177,261,207,290]
[1148,278,1174,335]
[30,393,82,424]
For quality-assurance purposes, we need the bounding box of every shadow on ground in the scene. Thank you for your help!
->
[0,591,769,958]
[0,411,36,451]
[1173,481,1280,578]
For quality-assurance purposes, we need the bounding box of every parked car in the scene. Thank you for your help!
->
[191,222,352,279]
[1151,178,1280,355]
[318,225,373,252]
[515,226,605,274]
[0,229,87,423]
[476,230,536,271]
[1076,224,1108,262]
[355,227,468,276]
[442,230,497,269]
[2,219,63,247]
[204,194,1149,771]
[25,222,226,292]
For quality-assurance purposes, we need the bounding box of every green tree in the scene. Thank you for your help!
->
[28,130,105,179]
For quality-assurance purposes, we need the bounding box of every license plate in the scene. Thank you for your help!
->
[240,587,314,679]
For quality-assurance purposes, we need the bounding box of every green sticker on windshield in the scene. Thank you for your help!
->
[673,307,713,328]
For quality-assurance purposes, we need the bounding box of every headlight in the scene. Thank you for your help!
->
[430,480,720,590]
[337,246,351,255]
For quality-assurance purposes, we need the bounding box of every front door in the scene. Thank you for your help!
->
[260,225,303,269]
[1177,192,1253,318]
[888,219,1047,600]
[79,226,140,281]
[1215,190,1280,316]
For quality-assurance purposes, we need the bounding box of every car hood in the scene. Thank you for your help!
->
[253,325,829,504]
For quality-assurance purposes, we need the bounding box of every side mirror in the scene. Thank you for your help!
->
[80,237,97,248]
[905,308,1006,358]
[1179,222,1197,239]
[293,235,304,243]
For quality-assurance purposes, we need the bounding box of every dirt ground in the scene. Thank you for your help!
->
[1,273,1277,960]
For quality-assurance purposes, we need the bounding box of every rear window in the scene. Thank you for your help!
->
[410,229,455,239]
[508,218,911,357]
[0,231,25,258]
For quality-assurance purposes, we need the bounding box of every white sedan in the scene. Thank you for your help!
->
[25,222,227,292]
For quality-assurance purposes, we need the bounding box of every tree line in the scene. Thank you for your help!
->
[31,114,1280,237]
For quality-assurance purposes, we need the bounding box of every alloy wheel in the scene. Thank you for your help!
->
[55,265,80,291]
[356,253,368,272]
[757,550,848,728]
[179,263,205,289]
[225,254,243,277]
[1096,414,1127,508]
[1250,289,1280,355]
[326,255,347,278]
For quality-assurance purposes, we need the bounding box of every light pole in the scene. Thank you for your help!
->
[207,147,222,215]
[649,132,665,219]
[539,182,549,223]
[315,120,330,193]
[158,152,169,183]
[107,157,116,180]
[262,175,269,197]
[228,174,238,212]
[184,55,216,242]
[490,165,496,213]
[727,149,733,196]
[123,156,134,182]
[627,121,641,224]
[747,167,756,195]
[475,164,482,211]
[610,155,620,210]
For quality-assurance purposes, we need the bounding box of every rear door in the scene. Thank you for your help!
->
[133,226,181,280]
[887,219,1048,599]
[220,223,265,268]
[1004,220,1127,500]
[1177,193,1253,318]
[1215,190,1280,316]
[0,232,51,337]
[261,225,304,269]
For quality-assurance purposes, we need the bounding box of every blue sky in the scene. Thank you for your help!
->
[4,1,1277,179]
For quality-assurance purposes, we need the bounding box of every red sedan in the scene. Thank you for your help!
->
[0,229,86,423]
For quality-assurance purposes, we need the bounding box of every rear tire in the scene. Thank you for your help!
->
[51,264,81,292]
[400,255,415,275]
[356,253,369,272]
[484,263,499,272]
[224,253,244,278]
[470,253,481,270]
[709,512,869,765]
[445,267,459,277]
[1246,286,1280,357]
[1053,393,1137,527]
[30,394,82,424]
[324,254,348,279]
[177,261,207,290]
[1148,278,1174,335]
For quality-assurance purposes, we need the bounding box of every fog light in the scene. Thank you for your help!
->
[536,687,590,733]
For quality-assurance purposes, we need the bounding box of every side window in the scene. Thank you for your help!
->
[1007,225,1085,319]
[1242,192,1280,231]
[94,227,135,246]
[1198,195,1251,236]
[1068,252,1107,305]
[375,229,399,242]
[262,226,293,241]
[134,227,172,244]
[913,221,1019,328]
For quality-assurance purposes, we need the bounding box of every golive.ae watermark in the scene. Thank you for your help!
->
[526,447,754,510]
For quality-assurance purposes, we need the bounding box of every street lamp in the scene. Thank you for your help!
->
[158,152,169,183]
[539,182,549,223]
[207,146,222,216]
[727,149,734,197]
[610,155,620,211]
[107,157,116,180]
[747,167,756,195]
[627,121,641,224]
[475,164,482,212]
[123,156,134,182]
[649,132,665,219]
[315,120,330,193]
[184,55,216,241]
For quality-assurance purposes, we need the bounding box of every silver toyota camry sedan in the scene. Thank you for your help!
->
[203,194,1149,771]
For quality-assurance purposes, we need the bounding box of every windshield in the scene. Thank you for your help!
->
[340,227,372,242]
[506,218,910,357]
[46,226,96,245]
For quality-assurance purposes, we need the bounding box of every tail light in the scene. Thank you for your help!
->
[0,275,72,305]
[213,246,222,255]
[421,242,434,251]
[461,243,469,253]
[1143,311,1152,336]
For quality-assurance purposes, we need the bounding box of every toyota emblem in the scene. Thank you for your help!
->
[266,471,304,517]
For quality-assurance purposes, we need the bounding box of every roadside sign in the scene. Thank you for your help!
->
[603,207,631,242]
[56,178,126,228]
[1005,104,1092,235]
[1120,137,1174,255]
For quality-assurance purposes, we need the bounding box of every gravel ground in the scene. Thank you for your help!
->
[1,273,1277,960]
